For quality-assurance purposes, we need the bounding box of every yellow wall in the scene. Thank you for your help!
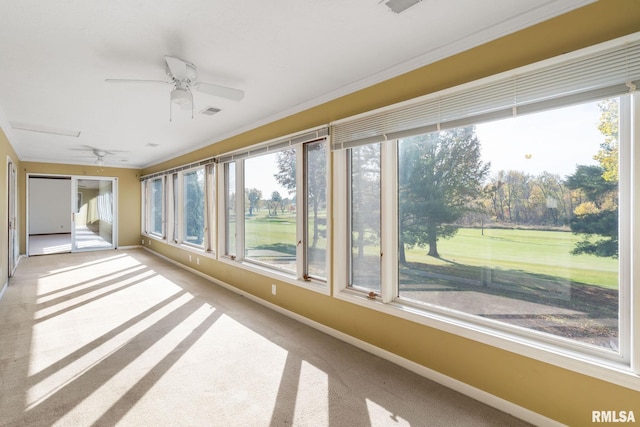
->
[20,162,142,251]
[0,128,20,286]
[140,1,640,425]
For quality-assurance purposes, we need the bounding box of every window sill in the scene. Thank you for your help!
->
[143,233,216,259]
[334,288,640,392]
[218,256,330,296]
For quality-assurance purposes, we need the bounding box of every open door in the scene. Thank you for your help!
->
[72,177,117,252]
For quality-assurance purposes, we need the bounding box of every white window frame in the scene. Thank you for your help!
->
[141,177,165,238]
[141,159,215,257]
[302,140,331,282]
[176,166,206,250]
[332,34,640,390]
[216,128,330,293]
[148,176,165,238]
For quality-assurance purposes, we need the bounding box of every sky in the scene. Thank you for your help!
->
[244,152,292,200]
[475,101,604,179]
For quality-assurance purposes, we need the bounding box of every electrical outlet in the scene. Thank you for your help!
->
[197,257,200,265]
[189,255,192,262]
[142,239,144,245]
[272,284,276,295]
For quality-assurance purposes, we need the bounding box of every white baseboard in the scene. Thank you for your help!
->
[142,247,561,427]
[118,245,142,250]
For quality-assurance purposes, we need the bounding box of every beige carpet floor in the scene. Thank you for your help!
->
[0,249,532,426]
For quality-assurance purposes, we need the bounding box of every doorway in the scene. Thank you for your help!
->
[72,177,117,252]
[27,175,117,255]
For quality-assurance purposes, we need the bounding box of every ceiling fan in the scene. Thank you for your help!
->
[106,56,245,120]
[72,146,127,166]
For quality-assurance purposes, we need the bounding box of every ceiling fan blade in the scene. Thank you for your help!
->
[105,79,172,85]
[71,146,129,155]
[165,56,188,80]
[194,82,245,101]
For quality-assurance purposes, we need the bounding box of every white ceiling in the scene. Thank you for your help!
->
[0,0,594,169]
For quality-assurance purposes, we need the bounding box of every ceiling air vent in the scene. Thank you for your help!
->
[385,0,421,13]
[200,107,221,116]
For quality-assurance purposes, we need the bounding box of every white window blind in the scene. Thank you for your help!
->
[216,127,329,163]
[140,158,215,182]
[331,34,640,150]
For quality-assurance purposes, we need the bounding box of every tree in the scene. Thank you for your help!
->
[275,144,327,247]
[565,165,616,207]
[501,170,531,224]
[246,188,262,216]
[274,149,296,191]
[270,191,282,216]
[566,99,619,258]
[594,99,619,182]
[184,169,204,244]
[532,172,571,226]
[566,164,618,257]
[399,127,489,260]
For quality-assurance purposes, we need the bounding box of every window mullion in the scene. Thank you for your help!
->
[141,181,148,234]
[615,94,632,366]
[333,150,349,293]
[629,93,640,373]
[161,177,166,239]
[163,176,168,239]
[176,173,184,244]
[217,164,226,257]
[204,164,215,253]
[380,140,398,303]
[296,146,305,279]
[171,174,178,243]
[166,175,175,243]
[236,160,245,261]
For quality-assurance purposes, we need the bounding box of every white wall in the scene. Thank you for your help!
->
[28,177,71,234]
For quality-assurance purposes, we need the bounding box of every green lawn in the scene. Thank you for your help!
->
[404,227,618,289]
[245,212,298,253]
[243,211,618,291]
[243,214,620,333]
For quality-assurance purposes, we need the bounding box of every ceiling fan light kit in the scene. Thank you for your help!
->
[170,86,194,121]
[106,55,244,121]
[170,87,192,107]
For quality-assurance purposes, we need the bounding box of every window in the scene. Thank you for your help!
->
[182,167,205,247]
[219,128,329,284]
[142,177,164,237]
[149,177,164,236]
[396,99,622,351]
[333,35,639,366]
[225,162,237,257]
[349,144,381,292]
[244,151,297,272]
[305,140,328,279]
[141,159,214,251]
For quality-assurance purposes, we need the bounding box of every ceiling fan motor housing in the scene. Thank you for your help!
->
[166,60,197,82]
